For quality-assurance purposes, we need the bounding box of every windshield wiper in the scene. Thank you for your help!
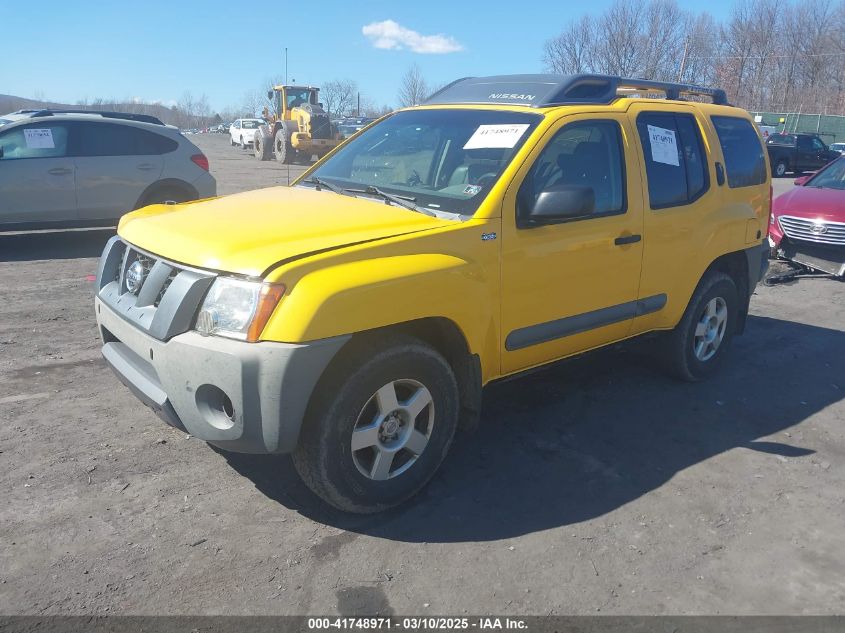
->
[303,177,354,197]
[348,185,437,217]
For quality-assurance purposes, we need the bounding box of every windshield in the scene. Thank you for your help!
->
[286,89,312,108]
[306,109,540,216]
[241,120,262,129]
[806,157,845,190]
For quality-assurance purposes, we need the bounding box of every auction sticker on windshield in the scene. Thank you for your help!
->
[464,124,530,149]
[646,124,679,166]
[23,129,55,149]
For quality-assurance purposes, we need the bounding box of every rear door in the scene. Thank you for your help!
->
[624,103,715,336]
[0,121,76,225]
[72,122,167,220]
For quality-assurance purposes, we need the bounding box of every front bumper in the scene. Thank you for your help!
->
[96,296,348,453]
[778,239,845,277]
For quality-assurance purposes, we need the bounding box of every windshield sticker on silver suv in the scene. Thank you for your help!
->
[23,129,55,149]
[464,124,530,150]
[647,124,679,166]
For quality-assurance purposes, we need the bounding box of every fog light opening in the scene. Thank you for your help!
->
[195,384,236,430]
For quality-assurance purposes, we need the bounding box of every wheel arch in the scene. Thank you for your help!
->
[701,249,751,334]
[310,317,483,433]
[134,178,198,210]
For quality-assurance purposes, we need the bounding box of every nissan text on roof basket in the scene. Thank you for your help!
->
[94,74,770,513]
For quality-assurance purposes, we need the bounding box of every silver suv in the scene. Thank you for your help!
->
[0,110,216,230]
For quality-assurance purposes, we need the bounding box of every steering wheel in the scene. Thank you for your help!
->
[474,172,498,188]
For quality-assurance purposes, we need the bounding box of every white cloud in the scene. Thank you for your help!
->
[362,20,463,54]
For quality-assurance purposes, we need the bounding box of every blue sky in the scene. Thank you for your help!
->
[2,0,739,113]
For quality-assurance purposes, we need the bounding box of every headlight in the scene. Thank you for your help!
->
[195,277,285,342]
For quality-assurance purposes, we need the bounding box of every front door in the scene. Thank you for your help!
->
[0,122,76,225]
[500,114,645,374]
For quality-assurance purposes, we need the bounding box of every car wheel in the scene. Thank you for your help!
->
[659,272,738,382]
[274,129,293,164]
[230,137,236,146]
[774,160,788,177]
[240,136,246,149]
[293,334,459,513]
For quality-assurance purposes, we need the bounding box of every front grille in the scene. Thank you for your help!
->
[779,215,845,246]
[95,237,215,341]
[311,114,332,140]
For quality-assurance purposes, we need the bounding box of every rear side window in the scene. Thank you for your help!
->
[711,116,767,188]
[636,112,709,209]
[74,122,178,157]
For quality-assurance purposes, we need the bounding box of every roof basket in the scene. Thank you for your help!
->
[29,110,165,125]
[425,74,729,108]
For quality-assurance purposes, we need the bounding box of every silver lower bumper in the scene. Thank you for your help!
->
[95,297,348,453]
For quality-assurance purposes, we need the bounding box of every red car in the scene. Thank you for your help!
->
[769,155,845,277]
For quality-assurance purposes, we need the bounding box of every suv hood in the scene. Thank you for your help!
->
[119,186,453,276]
[774,186,845,223]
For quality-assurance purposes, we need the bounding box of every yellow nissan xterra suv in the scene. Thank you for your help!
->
[94,75,770,513]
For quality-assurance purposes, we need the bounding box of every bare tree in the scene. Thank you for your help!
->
[321,79,358,118]
[397,64,429,107]
[543,15,596,74]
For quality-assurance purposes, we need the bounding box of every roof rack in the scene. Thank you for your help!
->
[425,74,729,108]
[28,109,165,125]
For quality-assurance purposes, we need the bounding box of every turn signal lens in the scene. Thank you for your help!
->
[246,283,286,342]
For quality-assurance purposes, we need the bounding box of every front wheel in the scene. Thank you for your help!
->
[293,335,459,513]
[254,133,272,160]
[274,129,293,164]
[659,272,739,382]
[774,160,788,177]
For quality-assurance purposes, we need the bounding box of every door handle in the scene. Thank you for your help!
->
[137,163,155,171]
[614,234,641,246]
[48,167,72,175]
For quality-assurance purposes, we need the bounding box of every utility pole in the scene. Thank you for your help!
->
[285,48,288,84]
[357,92,361,117]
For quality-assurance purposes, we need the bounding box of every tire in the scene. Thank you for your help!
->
[274,129,293,164]
[293,335,460,513]
[239,136,246,149]
[230,137,236,147]
[140,186,192,207]
[254,133,271,161]
[659,272,739,382]
[774,160,788,177]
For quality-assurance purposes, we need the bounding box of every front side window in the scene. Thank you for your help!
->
[711,116,767,188]
[308,109,541,216]
[286,89,312,108]
[0,123,69,160]
[636,112,708,209]
[811,137,826,151]
[518,119,626,223]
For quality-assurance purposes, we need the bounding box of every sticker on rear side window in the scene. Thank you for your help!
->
[23,128,55,149]
[464,124,530,150]
[647,124,679,166]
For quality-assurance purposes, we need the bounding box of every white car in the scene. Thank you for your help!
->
[230,118,264,148]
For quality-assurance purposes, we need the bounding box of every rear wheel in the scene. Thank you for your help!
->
[230,137,236,146]
[774,159,788,177]
[293,335,459,513]
[660,272,739,382]
[274,129,293,164]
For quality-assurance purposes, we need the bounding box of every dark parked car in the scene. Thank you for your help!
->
[766,133,839,177]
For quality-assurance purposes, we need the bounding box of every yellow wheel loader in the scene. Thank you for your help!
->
[254,85,342,164]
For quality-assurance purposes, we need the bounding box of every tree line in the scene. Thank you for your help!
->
[543,0,845,114]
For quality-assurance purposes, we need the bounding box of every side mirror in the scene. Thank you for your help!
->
[794,175,811,186]
[318,102,324,109]
[267,90,273,101]
[524,184,595,226]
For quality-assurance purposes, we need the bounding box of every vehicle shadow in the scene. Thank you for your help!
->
[219,315,843,542]
[0,228,114,262]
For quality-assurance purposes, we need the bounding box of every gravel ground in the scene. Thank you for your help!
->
[1,134,843,615]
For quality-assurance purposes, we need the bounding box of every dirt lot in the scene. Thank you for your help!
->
[1,134,843,615]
